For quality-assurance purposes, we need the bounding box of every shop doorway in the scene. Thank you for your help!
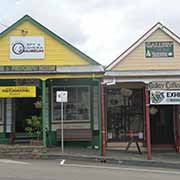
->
[107,87,144,142]
[150,106,174,145]
[15,98,40,133]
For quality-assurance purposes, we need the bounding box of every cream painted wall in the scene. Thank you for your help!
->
[113,29,180,71]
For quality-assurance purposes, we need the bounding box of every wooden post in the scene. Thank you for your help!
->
[145,85,152,160]
[42,80,46,146]
[101,82,106,157]
[98,80,102,155]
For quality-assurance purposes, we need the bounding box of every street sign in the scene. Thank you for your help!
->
[56,91,68,102]
[56,91,68,153]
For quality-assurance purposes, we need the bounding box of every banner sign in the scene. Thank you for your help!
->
[0,86,36,98]
[10,36,44,59]
[150,90,180,105]
[145,41,174,58]
[149,81,180,90]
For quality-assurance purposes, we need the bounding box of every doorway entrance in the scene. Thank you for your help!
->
[15,98,40,133]
[150,105,175,145]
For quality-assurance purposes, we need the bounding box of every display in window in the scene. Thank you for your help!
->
[53,86,90,122]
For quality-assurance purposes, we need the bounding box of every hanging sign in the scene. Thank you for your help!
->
[145,41,174,58]
[0,86,36,98]
[10,36,44,59]
[150,90,180,105]
[56,91,68,102]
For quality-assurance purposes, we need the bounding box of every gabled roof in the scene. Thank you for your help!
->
[106,22,180,70]
[0,15,100,66]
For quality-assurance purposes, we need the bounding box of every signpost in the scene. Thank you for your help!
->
[56,91,68,152]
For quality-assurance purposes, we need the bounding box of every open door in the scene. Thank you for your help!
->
[150,105,174,145]
[15,98,40,133]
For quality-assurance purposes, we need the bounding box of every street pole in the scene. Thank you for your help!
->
[61,102,64,153]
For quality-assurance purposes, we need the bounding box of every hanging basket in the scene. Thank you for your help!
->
[149,106,158,115]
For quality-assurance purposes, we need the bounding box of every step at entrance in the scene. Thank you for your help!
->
[14,133,31,144]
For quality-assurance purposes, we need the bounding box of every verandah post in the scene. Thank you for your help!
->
[42,79,46,146]
[145,84,151,160]
[98,80,102,155]
[101,82,106,157]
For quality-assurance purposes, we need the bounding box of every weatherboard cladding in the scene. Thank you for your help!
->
[106,23,180,72]
[0,15,100,68]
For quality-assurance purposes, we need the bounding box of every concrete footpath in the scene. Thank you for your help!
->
[46,147,180,169]
[1,145,180,169]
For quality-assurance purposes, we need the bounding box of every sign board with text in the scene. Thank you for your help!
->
[149,81,180,90]
[0,86,36,98]
[150,90,180,105]
[145,41,174,58]
[10,36,44,59]
[56,91,68,102]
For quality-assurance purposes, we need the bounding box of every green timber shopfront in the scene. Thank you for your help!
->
[0,15,104,153]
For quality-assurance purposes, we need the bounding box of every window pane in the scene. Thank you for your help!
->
[53,86,90,121]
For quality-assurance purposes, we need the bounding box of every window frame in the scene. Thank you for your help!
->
[51,85,91,123]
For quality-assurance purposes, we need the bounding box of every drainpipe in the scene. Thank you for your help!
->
[145,84,152,160]
[42,80,47,146]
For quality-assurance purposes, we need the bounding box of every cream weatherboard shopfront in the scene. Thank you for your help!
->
[0,15,104,152]
[104,23,180,159]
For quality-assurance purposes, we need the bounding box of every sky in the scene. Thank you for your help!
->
[0,0,180,65]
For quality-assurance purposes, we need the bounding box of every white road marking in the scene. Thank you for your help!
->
[60,159,66,166]
[63,163,180,175]
[0,159,30,165]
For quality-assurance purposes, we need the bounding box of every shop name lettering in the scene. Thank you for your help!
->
[149,81,180,90]
[146,42,172,48]
[1,88,30,93]
[12,42,44,55]
[166,92,180,97]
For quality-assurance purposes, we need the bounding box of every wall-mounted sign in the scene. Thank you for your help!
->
[145,41,174,58]
[10,36,44,59]
[0,66,56,73]
[0,86,36,98]
[150,90,180,105]
[149,81,180,90]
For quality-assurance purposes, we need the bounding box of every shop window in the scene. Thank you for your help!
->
[52,86,90,122]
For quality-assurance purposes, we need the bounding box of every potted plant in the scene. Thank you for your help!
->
[25,115,43,145]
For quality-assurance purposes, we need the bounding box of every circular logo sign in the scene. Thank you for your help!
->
[12,43,25,55]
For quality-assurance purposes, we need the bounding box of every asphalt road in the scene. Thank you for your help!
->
[0,159,179,180]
